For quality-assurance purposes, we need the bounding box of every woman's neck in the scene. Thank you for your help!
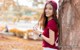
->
[48,17,53,21]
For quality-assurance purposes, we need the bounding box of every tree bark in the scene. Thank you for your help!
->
[59,0,80,50]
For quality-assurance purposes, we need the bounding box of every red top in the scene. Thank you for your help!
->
[42,19,59,49]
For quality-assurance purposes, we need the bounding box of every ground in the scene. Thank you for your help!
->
[0,34,43,50]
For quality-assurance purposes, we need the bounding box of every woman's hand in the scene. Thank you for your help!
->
[33,24,40,35]
[33,29,38,34]
[33,24,43,37]
[33,29,42,37]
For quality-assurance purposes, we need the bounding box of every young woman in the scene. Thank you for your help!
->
[33,0,59,50]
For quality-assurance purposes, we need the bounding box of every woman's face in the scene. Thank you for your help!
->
[45,3,53,18]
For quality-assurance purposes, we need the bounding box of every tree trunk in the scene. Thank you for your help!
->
[59,0,80,50]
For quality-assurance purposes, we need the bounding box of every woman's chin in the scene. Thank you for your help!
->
[46,15,50,17]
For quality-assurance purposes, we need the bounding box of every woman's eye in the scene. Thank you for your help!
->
[45,8,52,10]
[49,8,53,10]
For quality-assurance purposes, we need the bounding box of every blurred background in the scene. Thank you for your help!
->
[0,0,58,40]
[0,0,59,50]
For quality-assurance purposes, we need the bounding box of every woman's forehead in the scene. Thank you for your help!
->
[46,3,53,8]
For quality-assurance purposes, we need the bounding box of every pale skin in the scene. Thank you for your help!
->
[33,3,55,45]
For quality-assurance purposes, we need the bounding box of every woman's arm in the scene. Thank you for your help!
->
[41,29,55,45]
[33,28,55,45]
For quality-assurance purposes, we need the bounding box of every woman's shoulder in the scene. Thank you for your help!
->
[48,19,56,25]
[47,19,58,32]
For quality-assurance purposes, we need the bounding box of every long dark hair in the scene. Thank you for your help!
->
[39,1,59,30]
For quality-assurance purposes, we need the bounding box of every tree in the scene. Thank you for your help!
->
[59,0,80,50]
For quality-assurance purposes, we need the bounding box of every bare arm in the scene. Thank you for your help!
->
[41,29,55,45]
[33,29,55,45]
